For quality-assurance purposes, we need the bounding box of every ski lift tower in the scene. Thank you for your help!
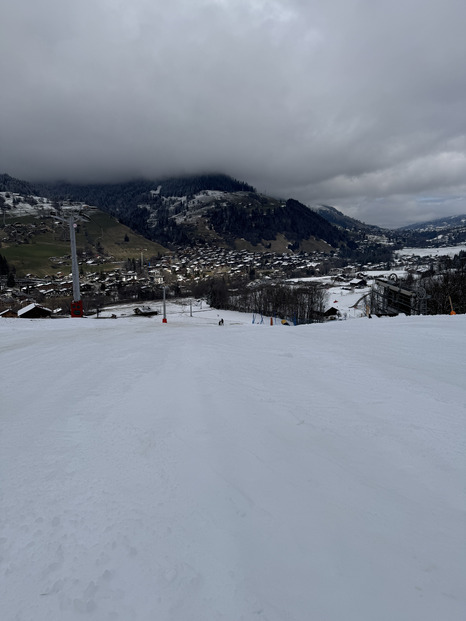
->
[55,210,90,317]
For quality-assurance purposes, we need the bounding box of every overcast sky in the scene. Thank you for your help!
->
[1,0,465,227]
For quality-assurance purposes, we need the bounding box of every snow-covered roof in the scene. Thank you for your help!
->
[0,308,17,317]
[17,303,52,317]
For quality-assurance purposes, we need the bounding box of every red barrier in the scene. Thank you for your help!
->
[71,300,83,317]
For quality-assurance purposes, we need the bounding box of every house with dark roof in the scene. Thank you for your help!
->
[0,308,17,318]
[17,303,52,318]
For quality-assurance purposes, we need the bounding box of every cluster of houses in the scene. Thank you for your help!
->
[157,247,328,279]
[1,232,458,318]
[0,245,363,316]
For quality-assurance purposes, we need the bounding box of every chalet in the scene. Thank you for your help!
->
[0,308,17,318]
[17,303,52,319]
[324,306,341,320]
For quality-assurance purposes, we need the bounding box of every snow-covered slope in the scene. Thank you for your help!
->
[1,310,465,620]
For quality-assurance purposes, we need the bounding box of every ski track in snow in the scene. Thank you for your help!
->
[1,312,465,620]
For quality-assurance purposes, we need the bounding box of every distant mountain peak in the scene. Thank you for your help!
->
[399,213,466,231]
[310,203,382,232]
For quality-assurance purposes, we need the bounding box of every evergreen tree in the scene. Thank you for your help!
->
[0,254,10,276]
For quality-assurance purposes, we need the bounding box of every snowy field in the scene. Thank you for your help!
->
[1,308,465,621]
[396,244,466,258]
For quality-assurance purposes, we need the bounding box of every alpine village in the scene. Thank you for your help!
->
[1,173,465,321]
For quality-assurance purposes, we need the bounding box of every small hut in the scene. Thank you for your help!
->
[324,306,341,320]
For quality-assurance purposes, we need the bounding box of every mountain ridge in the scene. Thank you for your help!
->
[399,213,466,231]
[310,204,384,232]
[1,172,355,252]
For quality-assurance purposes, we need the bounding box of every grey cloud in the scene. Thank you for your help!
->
[1,0,465,227]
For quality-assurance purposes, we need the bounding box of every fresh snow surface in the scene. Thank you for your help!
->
[1,307,465,621]
[396,244,466,258]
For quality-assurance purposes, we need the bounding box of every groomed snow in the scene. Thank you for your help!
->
[1,308,465,620]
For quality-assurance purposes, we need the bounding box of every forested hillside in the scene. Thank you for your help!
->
[35,174,255,209]
[30,174,352,251]
[208,198,351,248]
[1,172,370,254]
[0,173,37,196]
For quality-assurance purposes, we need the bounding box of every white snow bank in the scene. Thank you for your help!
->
[1,312,465,620]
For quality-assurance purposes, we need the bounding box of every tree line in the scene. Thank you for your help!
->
[387,250,466,315]
[194,277,327,324]
[0,253,16,287]
[415,251,466,314]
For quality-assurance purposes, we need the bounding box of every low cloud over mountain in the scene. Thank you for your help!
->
[1,1,466,227]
